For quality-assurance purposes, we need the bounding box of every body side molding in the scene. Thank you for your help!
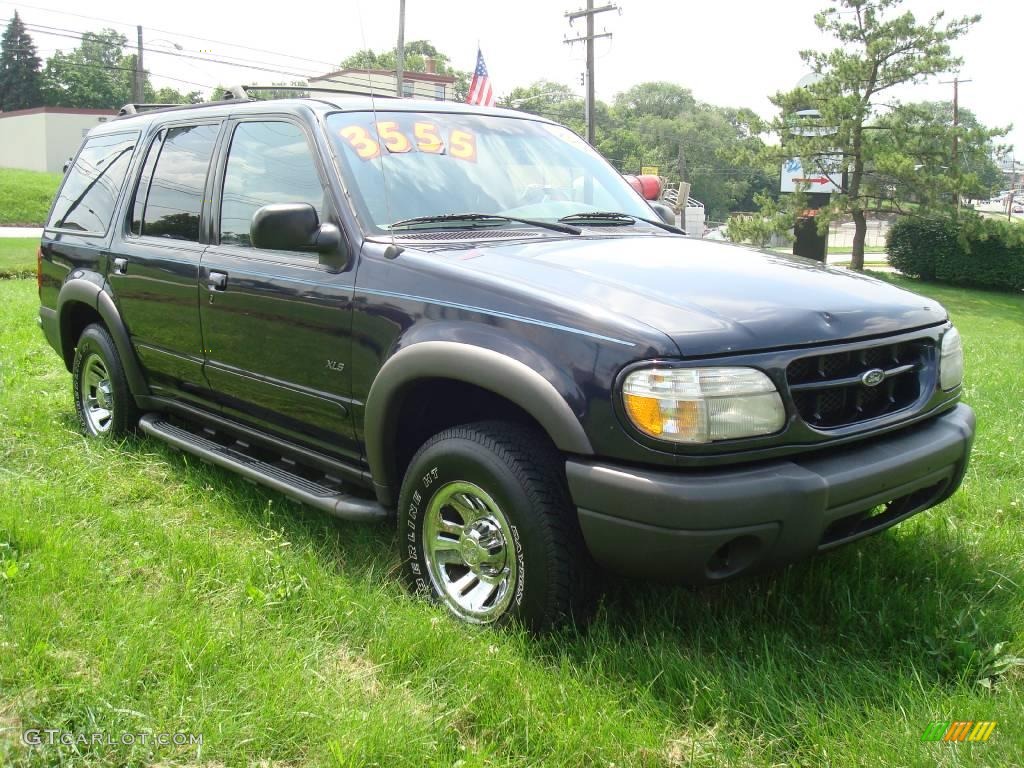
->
[364,340,594,506]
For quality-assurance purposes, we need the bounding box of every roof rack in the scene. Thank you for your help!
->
[114,82,405,121]
[240,84,399,100]
[118,102,186,116]
[116,86,251,118]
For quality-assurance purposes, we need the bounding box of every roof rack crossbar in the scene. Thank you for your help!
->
[117,103,184,116]
[115,89,255,120]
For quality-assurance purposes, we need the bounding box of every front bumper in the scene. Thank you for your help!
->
[567,403,975,583]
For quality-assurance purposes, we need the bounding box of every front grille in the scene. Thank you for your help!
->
[787,338,932,428]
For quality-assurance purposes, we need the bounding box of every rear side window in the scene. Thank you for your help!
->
[136,124,219,241]
[130,129,164,236]
[219,121,325,247]
[47,132,136,234]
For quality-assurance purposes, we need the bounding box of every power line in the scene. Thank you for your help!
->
[0,0,342,69]
[4,45,213,89]
[20,23,443,98]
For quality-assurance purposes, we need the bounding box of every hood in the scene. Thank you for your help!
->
[428,235,946,357]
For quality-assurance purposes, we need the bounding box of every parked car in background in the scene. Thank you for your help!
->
[37,91,974,630]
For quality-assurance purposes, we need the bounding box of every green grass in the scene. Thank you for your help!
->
[0,238,38,279]
[1,275,1022,766]
[827,244,888,255]
[0,168,61,226]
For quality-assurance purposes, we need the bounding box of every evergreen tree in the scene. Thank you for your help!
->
[0,11,43,111]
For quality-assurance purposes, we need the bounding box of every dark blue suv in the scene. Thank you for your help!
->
[37,92,974,630]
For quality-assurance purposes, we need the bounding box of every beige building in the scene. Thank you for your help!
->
[308,66,457,101]
[0,107,116,174]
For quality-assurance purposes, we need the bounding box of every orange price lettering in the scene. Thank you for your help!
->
[339,125,380,160]
[376,121,413,153]
[413,121,444,153]
[449,129,477,162]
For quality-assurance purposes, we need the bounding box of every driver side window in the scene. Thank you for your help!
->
[220,121,325,248]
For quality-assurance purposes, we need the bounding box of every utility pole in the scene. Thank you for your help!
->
[134,25,144,104]
[940,76,972,208]
[564,2,617,144]
[395,0,406,97]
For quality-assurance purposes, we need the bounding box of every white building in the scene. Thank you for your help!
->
[999,156,1023,193]
[0,107,116,174]
[308,66,457,101]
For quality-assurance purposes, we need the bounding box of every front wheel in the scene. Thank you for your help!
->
[398,421,597,632]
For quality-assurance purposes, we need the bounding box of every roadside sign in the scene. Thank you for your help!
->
[641,166,659,176]
[781,157,842,193]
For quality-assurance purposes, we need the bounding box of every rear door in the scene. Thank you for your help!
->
[198,116,360,461]
[107,121,222,404]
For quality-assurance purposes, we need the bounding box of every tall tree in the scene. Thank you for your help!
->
[0,12,42,111]
[41,29,135,109]
[500,80,586,134]
[506,78,774,221]
[865,101,1006,207]
[771,0,980,269]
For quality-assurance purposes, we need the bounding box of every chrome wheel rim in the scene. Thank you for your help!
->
[81,353,113,434]
[422,481,518,623]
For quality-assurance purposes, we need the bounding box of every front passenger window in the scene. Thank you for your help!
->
[220,122,325,248]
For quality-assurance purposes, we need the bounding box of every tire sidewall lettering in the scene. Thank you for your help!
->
[402,459,524,618]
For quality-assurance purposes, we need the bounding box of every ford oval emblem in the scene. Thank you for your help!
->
[861,368,885,387]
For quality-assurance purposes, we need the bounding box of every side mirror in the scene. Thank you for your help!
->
[649,201,678,227]
[250,203,348,268]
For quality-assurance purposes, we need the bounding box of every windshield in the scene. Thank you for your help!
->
[326,111,653,232]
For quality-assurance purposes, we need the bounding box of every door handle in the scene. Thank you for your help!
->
[112,257,127,275]
[207,271,228,291]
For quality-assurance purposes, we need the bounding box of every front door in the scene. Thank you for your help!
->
[199,118,360,461]
[107,122,221,404]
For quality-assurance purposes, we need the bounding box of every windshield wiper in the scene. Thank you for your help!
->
[388,213,580,236]
[558,211,684,234]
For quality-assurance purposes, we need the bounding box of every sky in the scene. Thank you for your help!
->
[4,0,1022,152]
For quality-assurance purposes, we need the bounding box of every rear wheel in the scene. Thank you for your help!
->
[72,323,139,438]
[398,421,597,632]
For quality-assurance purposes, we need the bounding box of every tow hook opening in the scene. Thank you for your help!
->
[705,534,762,579]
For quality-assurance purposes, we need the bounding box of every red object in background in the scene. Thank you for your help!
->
[623,174,662,201]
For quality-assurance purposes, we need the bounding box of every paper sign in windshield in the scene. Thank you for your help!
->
[338,122,477,162]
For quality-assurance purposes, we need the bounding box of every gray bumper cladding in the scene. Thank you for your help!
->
[567,404,975,583]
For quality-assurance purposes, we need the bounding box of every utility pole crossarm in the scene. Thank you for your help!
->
[565,4,617,21]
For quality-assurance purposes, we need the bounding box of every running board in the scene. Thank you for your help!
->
[138,414,387,522]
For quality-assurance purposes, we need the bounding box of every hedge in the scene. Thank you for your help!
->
[887,216,1024,291]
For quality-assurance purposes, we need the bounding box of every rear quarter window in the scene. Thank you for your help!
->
[47,132,138,234]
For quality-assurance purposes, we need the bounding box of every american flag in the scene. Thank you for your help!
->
[466,48,495,106]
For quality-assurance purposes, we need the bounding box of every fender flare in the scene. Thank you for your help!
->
[56,277,151,397]
[364,340,594,506]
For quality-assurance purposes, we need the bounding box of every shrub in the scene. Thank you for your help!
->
[887,216,1024,291]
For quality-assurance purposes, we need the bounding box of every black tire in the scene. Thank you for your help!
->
[72,323,139,438]
[398,421,598,632]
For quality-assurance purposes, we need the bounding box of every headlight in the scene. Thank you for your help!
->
[940,326,964,390]
[622,366,785,443]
